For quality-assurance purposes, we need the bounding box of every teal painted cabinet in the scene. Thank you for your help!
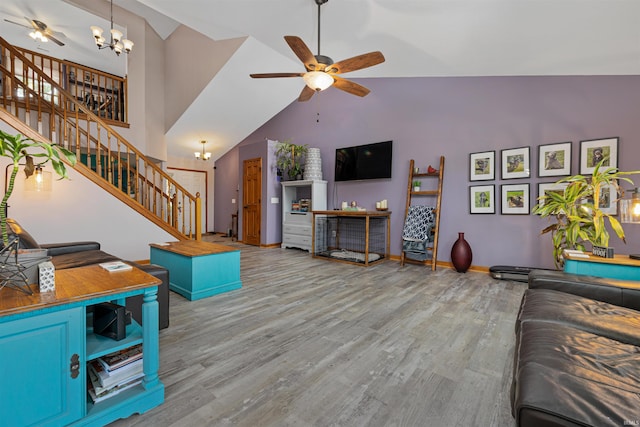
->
[150,241,241,301]
[563,254,640,281]
[0,265,164,426]
[0,307,85,426]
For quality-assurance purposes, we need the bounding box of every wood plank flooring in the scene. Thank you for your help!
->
[110,238,524,427]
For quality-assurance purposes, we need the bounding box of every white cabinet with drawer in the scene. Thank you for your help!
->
[281,180,327,251]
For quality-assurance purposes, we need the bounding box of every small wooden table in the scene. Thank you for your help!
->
[149,240,242,301]
[311,210,391,266]
[563,253,640,281]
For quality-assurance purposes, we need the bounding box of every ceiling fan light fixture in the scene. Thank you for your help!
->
[29,30,47,43]
[303,71,334,91]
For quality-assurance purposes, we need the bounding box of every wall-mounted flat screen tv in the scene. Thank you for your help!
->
[334,140,393,182]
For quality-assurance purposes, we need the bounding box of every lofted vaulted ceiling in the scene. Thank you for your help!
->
[2,0,640,161]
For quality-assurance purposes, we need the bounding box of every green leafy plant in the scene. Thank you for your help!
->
[274,140,308,180]
[532,161,640,267]
[413,180,421,188]
[0,130,77,247]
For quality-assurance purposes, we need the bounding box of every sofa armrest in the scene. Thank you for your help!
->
[125,263,169,330]
[528,269,640,311]
[40,241,101,256]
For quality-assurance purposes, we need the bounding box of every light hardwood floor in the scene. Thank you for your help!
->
[111,238,524,427]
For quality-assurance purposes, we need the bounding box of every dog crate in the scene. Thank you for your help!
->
[313,212,389,266]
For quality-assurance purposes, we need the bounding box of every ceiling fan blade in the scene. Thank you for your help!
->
[4,19,31,29]
[31,19,47,31]
[332,76,371,97]
[298,85,316,102]
[326,51,385,74]
[284,35,318,71]
[47,34,65,46]
[250,73,304,79]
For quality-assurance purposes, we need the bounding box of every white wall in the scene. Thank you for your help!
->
[0,117,173,261]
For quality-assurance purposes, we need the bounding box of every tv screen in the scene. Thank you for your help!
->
[335,141,393,182]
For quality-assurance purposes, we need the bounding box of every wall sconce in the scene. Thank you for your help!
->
[620,188,640,224]
[25,165,52,192]
[195,140,211,161]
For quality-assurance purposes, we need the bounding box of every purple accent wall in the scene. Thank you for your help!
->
[214,147,239,235]
[215,75,640,268]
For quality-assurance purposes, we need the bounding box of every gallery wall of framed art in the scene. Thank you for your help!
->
[467,136,622,216]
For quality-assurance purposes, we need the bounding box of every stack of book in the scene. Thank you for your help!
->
[87,344,144,403]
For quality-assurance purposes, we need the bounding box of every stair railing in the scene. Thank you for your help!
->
[0,37,201,240]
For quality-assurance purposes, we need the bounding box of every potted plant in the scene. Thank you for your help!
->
[0,130,77,247]
[532,160,640,268]
[413,180,421,191]
[274,140,308,180]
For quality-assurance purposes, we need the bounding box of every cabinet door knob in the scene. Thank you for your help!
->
[70,353,80,379]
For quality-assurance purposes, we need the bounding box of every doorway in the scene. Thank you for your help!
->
[242,158,261,246]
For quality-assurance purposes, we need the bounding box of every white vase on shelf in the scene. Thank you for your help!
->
[304,148,323,181]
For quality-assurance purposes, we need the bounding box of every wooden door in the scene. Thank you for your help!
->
[242,158,262,246]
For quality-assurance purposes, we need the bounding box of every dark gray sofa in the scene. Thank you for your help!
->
[7,219,169,329]
[511,269,640,427]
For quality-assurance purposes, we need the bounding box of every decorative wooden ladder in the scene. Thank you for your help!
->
[400,156,445,271]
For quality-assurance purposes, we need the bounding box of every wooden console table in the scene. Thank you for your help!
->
[150,240,242,301]
[312,210,391,266]
[564,253,640,281]
[0,265,164,426]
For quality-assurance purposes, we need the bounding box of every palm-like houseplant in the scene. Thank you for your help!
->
[274,140,308,180]
[533,161,640,268]
[0,130,77,247]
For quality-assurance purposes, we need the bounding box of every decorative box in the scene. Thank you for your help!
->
[38,261,55,292]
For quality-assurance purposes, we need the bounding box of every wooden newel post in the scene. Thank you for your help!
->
[171,193,178,228]
[195,192,202,240]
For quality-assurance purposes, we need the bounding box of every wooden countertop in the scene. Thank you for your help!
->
[149,240,238,257]
[564,252,640,267]
[0,264,161,317]
[313,210,392,216]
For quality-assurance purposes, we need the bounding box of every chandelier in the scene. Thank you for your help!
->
[90,0,133,56]
[195,140,211,161]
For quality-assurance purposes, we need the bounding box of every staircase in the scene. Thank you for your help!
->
[0,37,201,241]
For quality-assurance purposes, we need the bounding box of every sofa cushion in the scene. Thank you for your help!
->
[515,363,640,427]
[516,289,640,346]
[50,249,120,270]
[514,322,640,427]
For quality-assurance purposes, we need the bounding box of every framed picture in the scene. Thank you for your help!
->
[537,182,569,208]
[538,142,572,177]
[469,185,495,214]
[579,137,618,175]
[596,183,617,215]
[501,183,530,215]
[501,146,531,179]
[469,151,495,181]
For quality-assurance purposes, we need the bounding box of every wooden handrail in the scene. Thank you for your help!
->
[0,36,201,241]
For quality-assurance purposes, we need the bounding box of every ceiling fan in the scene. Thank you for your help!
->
[4,17,66,46]
[250,0,385,102]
